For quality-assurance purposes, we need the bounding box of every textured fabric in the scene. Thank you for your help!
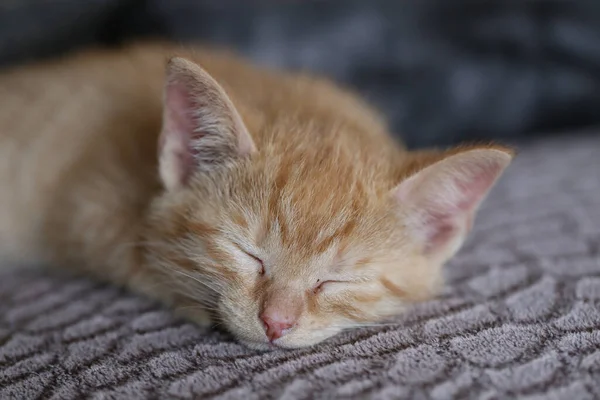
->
[1,133,599,399]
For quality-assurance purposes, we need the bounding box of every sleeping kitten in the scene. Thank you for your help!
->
[0,43,512,349]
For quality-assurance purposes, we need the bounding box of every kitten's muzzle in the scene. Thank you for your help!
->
[259,287,302,342]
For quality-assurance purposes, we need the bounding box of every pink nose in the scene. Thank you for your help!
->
[260,313,295,342]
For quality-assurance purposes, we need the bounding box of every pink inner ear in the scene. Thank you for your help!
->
[453,163,504,212]
[423,215,457,254]
[161,81,204,183]
[422,170,495,252]
[163,81,200,145]
[403,154,508,254]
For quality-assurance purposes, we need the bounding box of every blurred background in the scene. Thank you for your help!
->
[1,0,599,148]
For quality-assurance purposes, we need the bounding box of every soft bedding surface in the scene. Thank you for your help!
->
[1,133,599,399]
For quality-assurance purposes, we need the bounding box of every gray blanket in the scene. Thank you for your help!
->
[1,133,599,399]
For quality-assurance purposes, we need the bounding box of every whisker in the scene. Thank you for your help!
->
[175,304,220,312]
[169,268,224,290]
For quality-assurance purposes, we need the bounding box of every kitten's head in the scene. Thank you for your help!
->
[143,57,513,349]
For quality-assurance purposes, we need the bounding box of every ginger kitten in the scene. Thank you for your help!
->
[0,43,512,349]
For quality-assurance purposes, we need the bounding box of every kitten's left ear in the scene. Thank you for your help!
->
[393,147,514,263]
[159,57,256,191]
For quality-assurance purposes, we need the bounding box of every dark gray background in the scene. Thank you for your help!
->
[1,0,599,148]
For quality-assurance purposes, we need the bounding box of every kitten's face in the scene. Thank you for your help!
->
[146,155,440,350]
[143,56,512,349]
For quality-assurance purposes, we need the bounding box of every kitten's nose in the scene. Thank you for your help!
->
[260,312,296,342]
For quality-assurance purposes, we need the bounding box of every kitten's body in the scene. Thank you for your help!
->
[0,43,512,348]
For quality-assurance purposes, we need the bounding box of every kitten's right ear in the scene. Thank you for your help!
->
[159,57,256,191]
[392,147,513,264]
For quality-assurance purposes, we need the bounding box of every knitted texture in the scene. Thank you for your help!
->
[1,133,599,399]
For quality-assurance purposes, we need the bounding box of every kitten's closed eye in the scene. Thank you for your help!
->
[239,248,265,276]
[313,279,348,294]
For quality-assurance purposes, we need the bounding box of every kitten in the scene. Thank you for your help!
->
[0,43,512,349]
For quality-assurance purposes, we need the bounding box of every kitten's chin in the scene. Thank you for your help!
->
[254,327,342,350]
[237,329,340,350]
[238,338,318,351]
[239,339,279,351]
[273,331,340,349]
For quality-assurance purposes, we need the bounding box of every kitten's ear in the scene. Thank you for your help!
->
[159,57,256,191]
[393,147,513,263]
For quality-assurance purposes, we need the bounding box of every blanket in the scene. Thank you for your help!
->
[1,133,599,399]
